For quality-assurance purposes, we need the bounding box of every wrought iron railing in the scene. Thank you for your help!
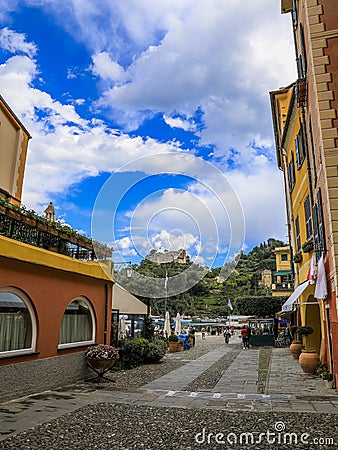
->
[0,200,112,261]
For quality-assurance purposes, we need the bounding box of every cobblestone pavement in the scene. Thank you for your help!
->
[0,335,337,449]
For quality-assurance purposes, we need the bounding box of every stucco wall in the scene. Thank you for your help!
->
[0,352,92,403]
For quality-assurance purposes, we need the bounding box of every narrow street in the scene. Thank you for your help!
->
[1,335,337,449]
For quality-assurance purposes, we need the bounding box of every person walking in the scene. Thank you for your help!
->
[201,327,206,340]
[241,325,249,349]
[224,326,231,344]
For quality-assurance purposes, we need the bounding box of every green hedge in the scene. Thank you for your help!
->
[119,336,166,368]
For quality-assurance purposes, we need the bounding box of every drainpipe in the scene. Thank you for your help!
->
[104,283,109,345]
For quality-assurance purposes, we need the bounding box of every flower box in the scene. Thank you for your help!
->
[302,240,313,253]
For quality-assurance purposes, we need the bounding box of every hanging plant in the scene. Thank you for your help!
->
[302,239,313,253]
[293,252,303,263]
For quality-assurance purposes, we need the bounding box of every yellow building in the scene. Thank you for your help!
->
[270,83,322,354]
[272,246,293,297]
[271,0,338,385]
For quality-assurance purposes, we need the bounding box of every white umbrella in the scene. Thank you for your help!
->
[175,312,182,335]
[119,316,127,340]
[164,311,171,338]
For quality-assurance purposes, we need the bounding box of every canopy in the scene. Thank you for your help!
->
[282,280,310,312]
[112,283,147,314]
[274,270,293,276]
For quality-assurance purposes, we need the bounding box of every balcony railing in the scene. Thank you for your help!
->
[272,283,294,291]
[0,200,112,261]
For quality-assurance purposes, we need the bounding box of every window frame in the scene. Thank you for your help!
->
[0,287,37,358]
[304,195,313,240]
[58,296,96,350]
[288,153,296,192]
[295,215,301,251]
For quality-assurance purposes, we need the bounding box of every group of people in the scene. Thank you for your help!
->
[223,325,252,349]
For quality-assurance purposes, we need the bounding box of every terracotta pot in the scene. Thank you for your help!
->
[176,343,184,352]
[299,351,319,374]
[290,342,303,359]
[168,342,177,353]
[87,357,117,371]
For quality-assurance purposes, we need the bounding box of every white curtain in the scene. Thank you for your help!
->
[59,313,92,344]
[0,312,30,351]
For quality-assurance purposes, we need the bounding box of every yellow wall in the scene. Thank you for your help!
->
[0,97,30,205]
[271,85,319,342]
[0,235,112,281]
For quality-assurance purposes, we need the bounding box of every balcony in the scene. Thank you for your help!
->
[272,283,294,291]
[295,78,307,107]
[0,199,112,261]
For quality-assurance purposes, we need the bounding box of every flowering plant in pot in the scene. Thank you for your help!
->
[85,344,119,375]
[85,344,119,360]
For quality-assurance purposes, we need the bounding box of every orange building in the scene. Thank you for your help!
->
[0,97,114,402]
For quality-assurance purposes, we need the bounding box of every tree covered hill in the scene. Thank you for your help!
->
[118,238,286,317]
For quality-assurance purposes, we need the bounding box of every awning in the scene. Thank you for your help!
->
[112,283,147,315]
[274,270,293,276]
[282,280,310,312]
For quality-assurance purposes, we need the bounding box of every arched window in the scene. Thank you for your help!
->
[0,288,36,356]
[58,297,95,349]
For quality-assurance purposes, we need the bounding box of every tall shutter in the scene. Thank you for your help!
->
[317,188,326,253]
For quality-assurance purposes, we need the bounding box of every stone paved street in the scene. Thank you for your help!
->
[0,335,337,449]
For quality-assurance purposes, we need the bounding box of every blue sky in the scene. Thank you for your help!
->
[0,0,297,268]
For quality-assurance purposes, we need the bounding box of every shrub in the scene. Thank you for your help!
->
[144,336,167,363]
[120,337,149,368]
[168,334,178,342]
[297,326,314,336]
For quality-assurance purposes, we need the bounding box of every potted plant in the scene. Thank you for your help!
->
[188,333,194,348]
[177,339,184,352]
[299,348,319,374]
[297,326,314,348]
[168,334,179,353]
[85,344,119,373]
[293,252,303,263]
[302,239,313,253]
[289,339,303,360]
[323,372,334,388]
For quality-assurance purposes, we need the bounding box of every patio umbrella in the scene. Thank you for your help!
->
[119,316,127,340]
[175,312,182,335]
[163,311,171,338]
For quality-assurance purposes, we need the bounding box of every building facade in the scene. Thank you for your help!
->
[272,246,293,297]
[270,0,338,384]
[0,97,114,401]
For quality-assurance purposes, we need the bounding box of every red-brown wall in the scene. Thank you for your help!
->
[0,255,113,365]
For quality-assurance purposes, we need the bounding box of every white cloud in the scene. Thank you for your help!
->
[0,1,292,257]
[163,114,196,132]
[7,0,296,154]
[86,0,296,151]
[0,53,184,211]
[0,27,37,57]
[91,51,125,82]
